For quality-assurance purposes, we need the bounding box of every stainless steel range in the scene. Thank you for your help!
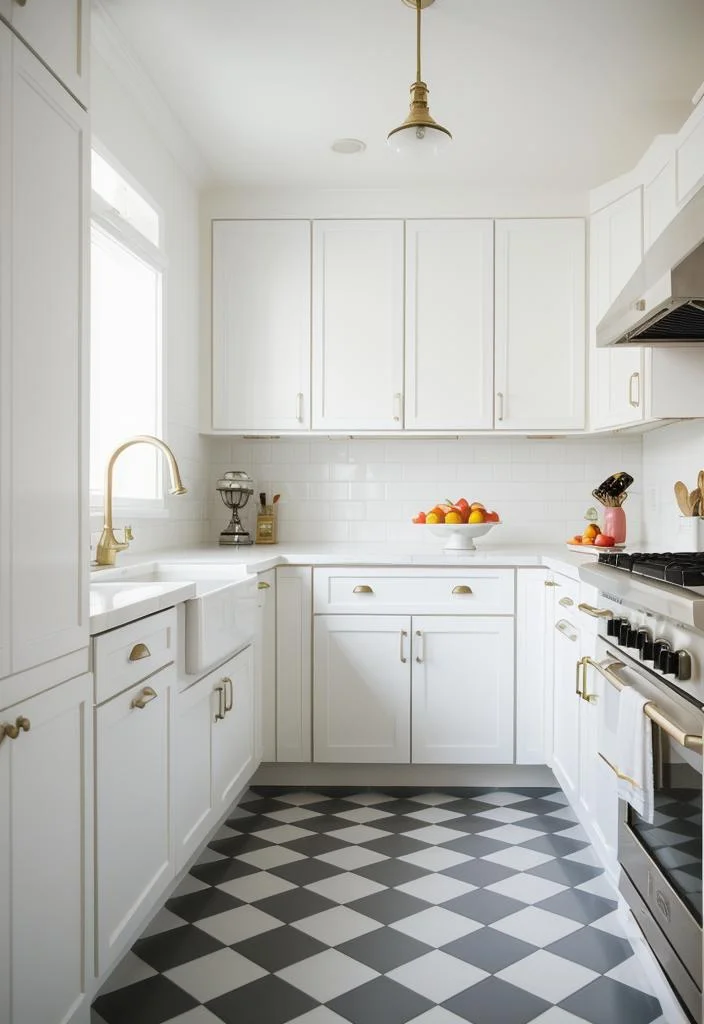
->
[580,552,704,1024]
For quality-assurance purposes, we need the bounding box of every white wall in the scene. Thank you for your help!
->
[207,436,643,547]
[89,44,210,554]
[642,419,704,549]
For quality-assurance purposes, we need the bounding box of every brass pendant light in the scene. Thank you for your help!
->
[387,0,452,153]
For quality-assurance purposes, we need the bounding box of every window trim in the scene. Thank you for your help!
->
[89,145,168,516]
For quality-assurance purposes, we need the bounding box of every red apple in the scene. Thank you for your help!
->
[593,533,616,547]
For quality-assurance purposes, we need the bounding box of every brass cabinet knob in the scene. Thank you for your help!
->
[558,596,574,607]
[4,716,30,739]
[353,585,373,594]
[544,580,560,587]
[128,642,151,662]
[257,581,271,590]
[452,585,472,595]
[130,686,157,710]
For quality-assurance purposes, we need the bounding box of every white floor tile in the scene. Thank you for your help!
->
[564,845,601,867]
[194,846,226,865]
[165,948,266,1001]
[292,906,382,945]
[396,873,475,905]
[405,807,464,823]
[474,791,529,807]
[164,1009,226,1024]
[195,904,280,944]
[252,824,315,845]
[345,792,396,806]
[542,791,569,806]
[589,909,628,937]
[305,871,387,904]
[217,871,296,903]
[333,806,394,823]
[277,949,379,1002]
[475,806,535,824]
[326,824,391,845]
[606,955,656,994]
[475,823,544,845]
[497,949,598,1003]
[315,846,388,871]
[262,806,323,823]
[554,824,589,842]
[545,806,578,822]
[490,906,582,946]
[403,824,466,846]
[391,906,483,946]
[238,846,306,870]
[400,847,471,872]
[212,824,240,841]
[171,874,210,898]
[408,792,457,806]
[483,846,554,871]
[275,791,329,806]
[402,1010,468,1024]
[96,951,156,995]
[486,873,567,905]
[140,908,186,938]
[388,950,487,1002]
[287,1008,351,1024]
[529,1009,595,1024]
[575,873,617,900]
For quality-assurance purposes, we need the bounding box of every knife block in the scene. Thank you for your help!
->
[255,505,277,544]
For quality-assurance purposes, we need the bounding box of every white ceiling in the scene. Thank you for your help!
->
[99,0,704,192]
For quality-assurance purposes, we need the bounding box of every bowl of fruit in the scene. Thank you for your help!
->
[566,523,624,551]
[413,498,501,550]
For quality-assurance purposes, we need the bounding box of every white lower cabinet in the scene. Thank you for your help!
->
[314,615,410,763]
[95,665,174,975]
[174,646,256,871]
[551,614,582,804]
[257,570,276,762]
[276,567,312,762]
[0,672,92,1024]
[515,569,551,764]
[412,616,514,764]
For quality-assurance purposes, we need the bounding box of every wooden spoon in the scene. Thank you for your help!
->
[675,481,692,516]
[690,490,701,516]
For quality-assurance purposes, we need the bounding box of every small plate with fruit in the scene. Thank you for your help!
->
[413,499,501,550]
[566,524,625,552]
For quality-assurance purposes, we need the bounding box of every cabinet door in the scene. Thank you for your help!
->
[0,25,9,681]
[551,617,581,803]
[257,570,276,762]
[312,220,404,430]
[405,220,493,429]
[213,645,255,810]
[314,615,410,763]
[516,569,551,764]
[412,616,514,764]
[174,674,215,872]
[10,0,87,105]
[276,567,312,762]
[212,220,311,431]
[644,159,677,249]
[9,40,88,674]
[589,189,645,429]
[96,667,173,974]
[578,642,619,873]
[4,673,92,1024]
[495,219,585,430]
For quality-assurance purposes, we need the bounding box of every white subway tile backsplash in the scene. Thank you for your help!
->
[309,482,350,500]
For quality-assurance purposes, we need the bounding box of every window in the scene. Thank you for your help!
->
[90,148,165,508]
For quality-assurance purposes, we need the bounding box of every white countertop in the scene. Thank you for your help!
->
[89,541,600,633]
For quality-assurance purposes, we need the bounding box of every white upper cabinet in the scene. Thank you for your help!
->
[676,106,704,205]
[405,220,494,430]
[0,26,9,682]
[4,35,88,677]
[312,220,404,431]
[8,0,88,106]
[589,189,645,430]
[212,220,311,432]
[644,158,677,250]
[494,219,586,430]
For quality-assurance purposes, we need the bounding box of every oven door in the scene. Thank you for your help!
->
[595,639,703,1014]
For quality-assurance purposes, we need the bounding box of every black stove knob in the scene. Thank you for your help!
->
[640,641,655,662]
[607,617,624,637]
[618,621,631,646]
[659,649,678,675]
[626,628,639,649]
[675,650,693,682]
[653,639,671,662]
[636,628,650,651]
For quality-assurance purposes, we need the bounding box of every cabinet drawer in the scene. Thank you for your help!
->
[93,609,176,705]
[313,568,514,615]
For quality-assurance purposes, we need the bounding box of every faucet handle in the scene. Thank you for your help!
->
[124,526,134,543]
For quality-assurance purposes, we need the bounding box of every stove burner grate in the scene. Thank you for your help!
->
[597,551,704,588]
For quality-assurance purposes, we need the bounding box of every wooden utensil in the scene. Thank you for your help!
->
[697,470,704,516]
[690,490,701,516]
[675,481,692,516]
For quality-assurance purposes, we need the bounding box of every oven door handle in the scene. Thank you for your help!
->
[582,656,703,752]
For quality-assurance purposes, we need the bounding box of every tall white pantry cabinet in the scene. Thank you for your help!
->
[0,7,90,1024]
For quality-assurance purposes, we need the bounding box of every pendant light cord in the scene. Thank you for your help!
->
[416,0,422,83]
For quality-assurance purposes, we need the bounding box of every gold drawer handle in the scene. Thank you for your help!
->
[558,596,574,607]
[223,677,234,713]
[3,716,30,740]
[129,642,151,662]
[257,581,271,590]
[577,603,613,619]
[544,580,560,587]
[353,585,374,594]
[215,684,225,721]
[452,585,472,595]
[130,686,157,710]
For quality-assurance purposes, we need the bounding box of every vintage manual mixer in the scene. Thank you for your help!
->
[216,471,254,545]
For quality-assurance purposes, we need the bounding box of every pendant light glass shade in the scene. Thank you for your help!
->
[387,0,451,152]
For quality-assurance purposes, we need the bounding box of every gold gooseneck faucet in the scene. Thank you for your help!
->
[96,435,187,566]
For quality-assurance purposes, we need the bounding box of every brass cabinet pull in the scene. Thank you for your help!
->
[558,596,574,607]
[214,685,225,721]
[400,630,408,664]
[3,716,31,740]
[223,677,234,713]
[130,686,157,710]
[129,642,151,662]
[257,581,271,590]
[452,585,472,595]
[578,602,613,619]
[575,656,597,703]
[14,0,28,6]
[544,579,560,587]
[353,585,373,594]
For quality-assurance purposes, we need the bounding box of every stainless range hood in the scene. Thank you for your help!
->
[597,185,704,346]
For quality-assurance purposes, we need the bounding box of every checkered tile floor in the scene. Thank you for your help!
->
[92,788,667,1024]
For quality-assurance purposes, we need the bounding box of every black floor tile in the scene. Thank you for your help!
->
[363,833,429,858]
[442,888,525,924]
[267,856,345,886]
[522,834,589,857]
[328,975,434,1024]
[559,976,663,1024]
[165,888,242,923]
[132,924,224,972]
[284,833,349,857]
[346,888,432,924]
[546,925,636,973]
[444,975,551,1024]
[355,858,427,887]
[442,927,538,972]
[442,834,511,858]
[206,974,317,1024]
[188,857,259,886]
[209,833,271,858]
[93,975,198,1024]
[253,887,336,923]
[442,858,515,887]
[338,927,433,972]
[232,924,328,972]
[526,857,603,887]
[535,888,617,924]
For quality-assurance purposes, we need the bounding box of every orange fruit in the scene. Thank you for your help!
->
[426,512,441,524]
[445,511,462,524]
[468,509,486,524]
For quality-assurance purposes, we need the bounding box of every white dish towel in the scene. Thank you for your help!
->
[616,685,655,824]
